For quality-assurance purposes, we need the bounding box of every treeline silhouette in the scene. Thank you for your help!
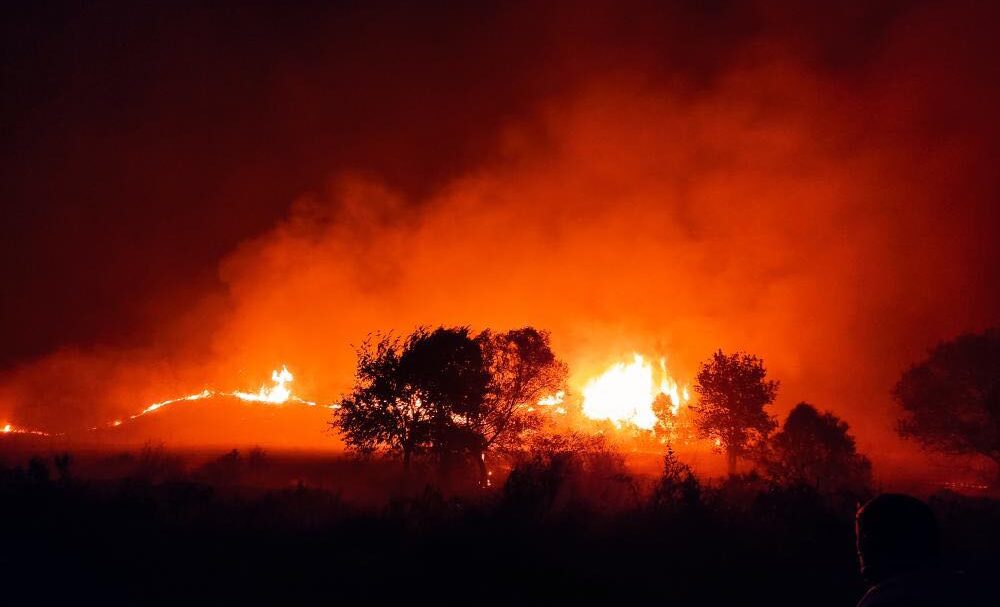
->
[332,325,998,488]
[330,327,871,486]
[2,326,996,605]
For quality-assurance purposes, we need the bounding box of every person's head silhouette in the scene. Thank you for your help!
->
[856,493,940,584]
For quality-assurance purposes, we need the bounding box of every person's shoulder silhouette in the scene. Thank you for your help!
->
[855,493,976,607]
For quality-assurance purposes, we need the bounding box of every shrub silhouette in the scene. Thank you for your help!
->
[762,403,872,494]
[651,446,701,511]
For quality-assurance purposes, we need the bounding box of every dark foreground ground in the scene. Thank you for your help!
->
[1,447,997,606]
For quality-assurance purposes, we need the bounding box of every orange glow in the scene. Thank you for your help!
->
[537,390,565,407]
[231,365,297,404]
[536,390,568,416]
[1,422,50,437]
[1,365,326,438]
[0,4,996,475]
[119,365,320,430]
[580,354,690,430]
[131,390,212,418]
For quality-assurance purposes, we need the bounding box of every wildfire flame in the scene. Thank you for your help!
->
[537,390,565,407]
[3,365,328,438]
[1,423,51,437]
[232,366,296,403]
[124,365,319,427]
[581,354,690,430]
[536,390,567,415]
[4,358,690,439]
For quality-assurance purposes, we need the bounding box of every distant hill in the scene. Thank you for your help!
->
[4,393,341,451]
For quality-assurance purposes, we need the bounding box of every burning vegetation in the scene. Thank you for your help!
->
[1,2,998,605]
[1,364,323,439]
[2,326,997,495]
[0,335,995,605]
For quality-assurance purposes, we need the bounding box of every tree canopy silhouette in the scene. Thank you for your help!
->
[333,331,424,469]
[762,402,871,493]
[333,327,487,472]
[893,328,1000,478]
[402,326,490,473]
[693,350,778,475]
[333,325,566,483]
[473,328,567,478]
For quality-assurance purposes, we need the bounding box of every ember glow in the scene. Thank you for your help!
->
[581,354,690,430]
[115,365,323,428]
[1,422,50,437]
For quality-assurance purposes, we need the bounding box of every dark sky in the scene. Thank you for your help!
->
[0,0,919,364]
[1,1,997,455]
[1,1,553,362]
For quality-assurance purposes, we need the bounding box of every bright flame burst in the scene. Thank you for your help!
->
[581,354,690,430]
[536,390,567,415]
[232,366,295,403]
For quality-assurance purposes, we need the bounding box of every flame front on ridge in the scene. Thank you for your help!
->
[2,365,326,438]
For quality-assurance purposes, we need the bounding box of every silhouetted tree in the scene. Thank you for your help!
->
[893,328,1000,479]
[335,326,566,485]
[333,327,490,475]
[473,327,567,482]
[693,350,778,475]
[762,403,871,493]
[334,332,430,471]
[401,326,490,476]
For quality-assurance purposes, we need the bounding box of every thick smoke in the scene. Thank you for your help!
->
[1,2,997,468]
